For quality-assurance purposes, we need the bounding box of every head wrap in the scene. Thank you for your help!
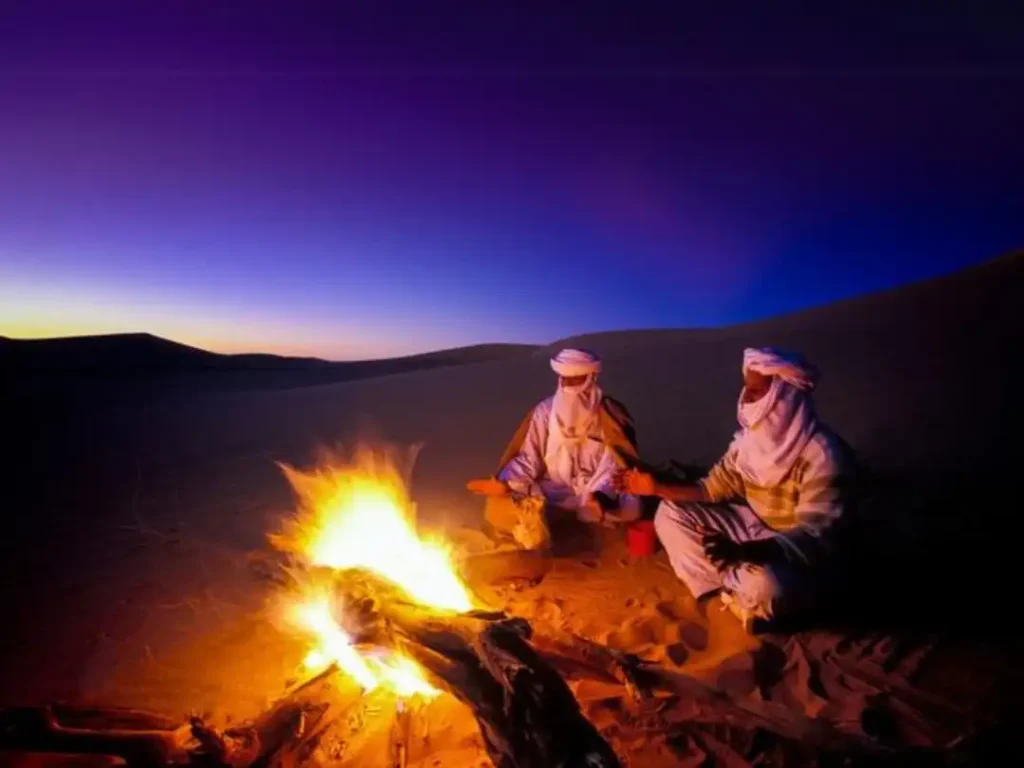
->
[742,347,818,392]
[545,349,604,480]
[550,348,602,378]
[732,347,819,486]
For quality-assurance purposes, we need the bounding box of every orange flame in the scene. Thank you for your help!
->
[273,448,471,697]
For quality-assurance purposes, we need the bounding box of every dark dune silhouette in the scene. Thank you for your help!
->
[0,333,538,398]
[0,331,537,375]
[0,332,337,372]
[0,333,540,376]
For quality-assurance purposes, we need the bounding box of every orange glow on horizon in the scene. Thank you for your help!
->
[0,275,491,361]
[0,317,436,362]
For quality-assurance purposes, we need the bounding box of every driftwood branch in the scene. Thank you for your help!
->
[0,706,192,766]
[330,569,621,767]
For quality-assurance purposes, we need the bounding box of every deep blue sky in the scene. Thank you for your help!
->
[1,2,1022,358]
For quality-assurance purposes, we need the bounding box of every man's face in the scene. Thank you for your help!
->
[559,374,588,389]
[741,370,773,403]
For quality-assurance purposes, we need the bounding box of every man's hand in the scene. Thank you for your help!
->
[701,529,744,570]
[701,531,780,569]
[466,477,510,497]
[592,490,616,512]
[584,491,626,526]
[578,495,604,524]
[617,468,656,496]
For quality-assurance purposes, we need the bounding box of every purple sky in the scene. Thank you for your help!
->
[1,2,1022,359]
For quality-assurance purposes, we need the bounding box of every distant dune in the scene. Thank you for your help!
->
[0,332,539,396]
[550,249,1022,352]
[0,332,331,372]
[0,331,537,374]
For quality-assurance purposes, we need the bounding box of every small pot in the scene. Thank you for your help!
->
[626,520,658,558]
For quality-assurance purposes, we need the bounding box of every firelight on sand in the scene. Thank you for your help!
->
[272,449,473,698]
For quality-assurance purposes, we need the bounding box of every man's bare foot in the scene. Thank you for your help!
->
[695,587,723,620]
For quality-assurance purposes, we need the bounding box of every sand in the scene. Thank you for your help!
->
[1,252,1021,764]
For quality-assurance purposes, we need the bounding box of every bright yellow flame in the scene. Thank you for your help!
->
[274,448,471,698]
[302,648,329,671]
[302,480,471,612]
[368,655,438,698]
[294,598,378,690]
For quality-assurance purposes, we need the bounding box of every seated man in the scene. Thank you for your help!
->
[621,347,851,632]
[467,348,640,549]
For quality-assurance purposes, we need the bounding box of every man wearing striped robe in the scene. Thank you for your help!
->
[621,347,852,632]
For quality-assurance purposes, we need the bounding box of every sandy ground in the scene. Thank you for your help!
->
[2,253,1021,764]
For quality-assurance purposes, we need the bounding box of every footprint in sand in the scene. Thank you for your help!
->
[654,599,709,652]
[679,622,709,651]
[606,615,660,649]
[591,596,714,667]
[654,600,680,620]
[665,642,689,666]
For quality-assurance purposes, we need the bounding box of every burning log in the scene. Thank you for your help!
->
[188,665,414,768]
[331,567,647,694]
[437,621,620,768]
[188,663,344,768]
[387,700,411,768]
[528,628,650,704]
[325,568,621,767]
[391,618,621,767]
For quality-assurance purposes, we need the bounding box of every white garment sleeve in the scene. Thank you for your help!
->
[497,404,548,496]
[581,442,622,498]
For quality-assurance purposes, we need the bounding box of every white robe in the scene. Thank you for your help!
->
[498,396,622,510]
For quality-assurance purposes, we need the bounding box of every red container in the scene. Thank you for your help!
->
[626,520,658,558]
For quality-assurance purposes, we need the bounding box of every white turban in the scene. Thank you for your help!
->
[734,348,819,486]
[546,349,603,481]
[550,348,602,377]
[743,347,818,391]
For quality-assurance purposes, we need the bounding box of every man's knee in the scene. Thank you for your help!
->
[484,496,521,534]
[654,499,706,534]
[653,499,680,539]
[654,500,705,554]
[485,495,551,550]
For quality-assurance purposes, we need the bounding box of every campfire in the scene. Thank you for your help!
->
[249,448,633,766]
[270,448,473,700]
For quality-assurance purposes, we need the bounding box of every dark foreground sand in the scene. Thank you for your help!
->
[2,253,1021,764]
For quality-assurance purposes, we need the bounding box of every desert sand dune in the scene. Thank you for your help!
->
[0,333,539,404]
[1,252,1020,764]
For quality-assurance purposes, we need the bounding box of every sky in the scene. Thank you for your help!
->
[1,2,1022,360]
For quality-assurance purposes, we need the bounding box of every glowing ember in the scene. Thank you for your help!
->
[272,448,472,697]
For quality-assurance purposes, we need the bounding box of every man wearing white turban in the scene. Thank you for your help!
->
[621,347,852,632]
[468,348,640,549]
